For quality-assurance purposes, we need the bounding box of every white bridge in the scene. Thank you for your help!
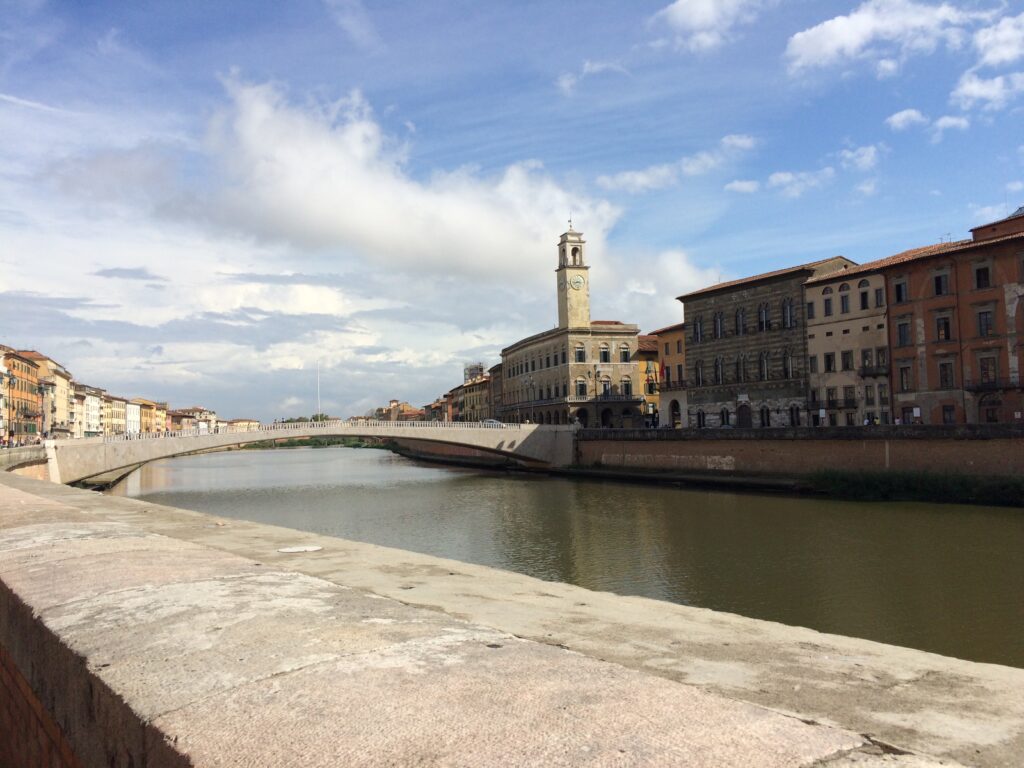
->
[42,420,578,485]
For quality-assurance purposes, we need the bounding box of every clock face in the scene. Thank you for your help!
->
[569,275,585,291]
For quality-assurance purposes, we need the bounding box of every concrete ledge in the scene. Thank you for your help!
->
[3,473,1020,765]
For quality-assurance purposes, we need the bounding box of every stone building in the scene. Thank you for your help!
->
[18,351,73,439]
[459,374,491,421]
[876,207,1024,424]
[487,363,503,420]
[1,346,41,442]
[678,256,855,428]
[73,384,104,437]
[636,335,660,426]
[803,266,891,426]
[102,393,128,436]
[499,227,644,427]
[649,321,687,428]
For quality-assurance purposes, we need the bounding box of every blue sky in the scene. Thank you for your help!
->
[2,0,1022,419]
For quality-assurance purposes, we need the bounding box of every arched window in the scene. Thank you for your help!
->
[838,283,850,292]
[781,298,794,329]
[694,360,704,387]
[735,355,746,383]
[574,343,586,363]
[759,351,769,381]
[858,279,870,288]
[714,357,724,384]
[758,303,771,332]
[713,312,725,339]
[782,350,793,379]
[575,377,587,397]
[696,410,706,428]
[620,377,632,396]
[600,376,611,396]
[735,307,746,335]
[571,246,580,265]
[822,287,833,295]
[760,406,771,427]
[693,317,704,343]
[719,408,730,426]
[599,343,610,363]
[619,344,630,363]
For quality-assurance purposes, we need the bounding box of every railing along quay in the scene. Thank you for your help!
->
[99,419,524,444]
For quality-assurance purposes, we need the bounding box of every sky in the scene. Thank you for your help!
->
[2,0,1023,420]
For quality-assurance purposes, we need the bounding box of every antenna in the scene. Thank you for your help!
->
[568,211,573,230]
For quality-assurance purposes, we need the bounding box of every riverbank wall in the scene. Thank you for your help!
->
[1,471,1023,766]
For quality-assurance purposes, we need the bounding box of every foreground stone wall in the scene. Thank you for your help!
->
[577,424,1024,477]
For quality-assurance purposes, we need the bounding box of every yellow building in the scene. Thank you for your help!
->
[1,346,41,443]
[636,335,660,427]
[18,351,73,439]
[131,398,156,433]
[102,394,128,436]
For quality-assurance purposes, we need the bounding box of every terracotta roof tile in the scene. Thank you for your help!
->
[647,321,686,335]
[677,256,853,301]
[805,231,1024,284]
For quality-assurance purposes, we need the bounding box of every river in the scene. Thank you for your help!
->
[109,446,1024,668]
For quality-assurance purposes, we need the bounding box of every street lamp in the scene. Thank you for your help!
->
[3,370,15,445]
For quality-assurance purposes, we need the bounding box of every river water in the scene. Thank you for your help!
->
[109,446,1024,668]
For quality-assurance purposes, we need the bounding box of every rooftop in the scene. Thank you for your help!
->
[647,321,687,336]
[678,256,854,302]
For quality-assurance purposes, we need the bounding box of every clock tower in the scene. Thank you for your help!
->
[556,225,590,329]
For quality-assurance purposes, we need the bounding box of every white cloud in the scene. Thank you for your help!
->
[724,179,759,193]
[596,163,679,194]
[876,58,900,77]
[767,167,835,198]
[651,0,768,52]
[556,60,628,95]
[930,114,970,142]
[974,12,1024,69]
[970,203,1009,222]
[839,144,880,171]
[885,108,928,130]
[856,178,879,196]
[203,79,618,279]
[323,0,382,52]
[785,0,989,74]
[596,134,756,194]
[1007,180,1024,193]
[556,72,578,95]
[951,70,1024,110]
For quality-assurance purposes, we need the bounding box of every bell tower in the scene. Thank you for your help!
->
[556,224,590,329]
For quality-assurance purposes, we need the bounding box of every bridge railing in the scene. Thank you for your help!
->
[99,419,523,444]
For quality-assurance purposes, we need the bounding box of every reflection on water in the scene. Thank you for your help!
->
[110,447,1024,667]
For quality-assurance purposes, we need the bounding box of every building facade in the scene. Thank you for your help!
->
[1,347,41,443]
[803,267,891,426]
[499,227,644,427]
[679,257,855,428]
[881,209,1024,424]
[649,322,687,428]
[19,351,73,438]
[103,394,127,436]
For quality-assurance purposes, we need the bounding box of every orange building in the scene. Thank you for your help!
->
[649,322,686,428]
[1,346,42,443]
[873,207,1024,424]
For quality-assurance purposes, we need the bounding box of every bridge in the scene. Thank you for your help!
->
[42,420,578,485]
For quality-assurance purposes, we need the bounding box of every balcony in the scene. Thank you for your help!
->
[842,398,858,409]
[859,365,888,377]
[659,380,689,392]
[826,399,839,409]
[964,377,1020,392]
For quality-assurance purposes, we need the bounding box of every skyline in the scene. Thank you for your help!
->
[2,0,1023,419]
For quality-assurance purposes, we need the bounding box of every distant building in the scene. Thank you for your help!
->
[487,363,503,421]
[636,335,660,426]
[1,346,42,442]
[18,351,73,439]
[678,256,856,428]
[126,401,141,436]
[102,393,128,436]
[648,322,686,428]
[499,227,644,427]
[228,418,262,431]
[74,384,104,437]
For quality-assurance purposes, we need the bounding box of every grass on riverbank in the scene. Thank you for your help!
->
[807,470,1024,507]
[242,436,386,450]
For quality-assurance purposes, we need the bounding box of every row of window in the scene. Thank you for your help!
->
[691,300,797,343]
[808,347,888,373]
[810,383,889,407]
[808,280,884,318]
[894,309,997,347]
[506,377,636,403]
[894,357,999,393]
[892,264,993,303]
[692,405,802,428]
[691,351,797,387]
[506,343,633,378]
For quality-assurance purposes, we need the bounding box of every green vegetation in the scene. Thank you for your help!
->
[242,436,384,450]
[808,470,1024,508]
